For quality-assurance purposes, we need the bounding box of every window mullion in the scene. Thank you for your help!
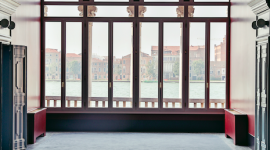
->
[159,21,164,109]
[82,20,88,109]
[205,21,210,110]
[134,6,139,109]
[108,21,113,109]
[183,21,188,110]
[61,20,66,109]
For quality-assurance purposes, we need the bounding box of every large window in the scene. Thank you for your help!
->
[42,0,229,113]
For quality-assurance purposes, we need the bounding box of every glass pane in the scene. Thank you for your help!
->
[194,0,228,2]
[113,22,133,108]
[145,0,179,2]
[139,6,184,17]
[189,22,205,108]
[89,22,109,108]
[65,22,82,108]
[45,5,83,17]
[88,6,134,17]
[45,22,61,108]
[188,6,228,17]
[45,0,78,2]
[163,23,183,108]
[95,0,128,1]
[210,23,226,109]
[140,22,159,108]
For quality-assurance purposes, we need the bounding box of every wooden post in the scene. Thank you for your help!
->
[95,101,98,107]
[116,101,119,108]
[194,103,197,108]
[103,101,106,107]
[201,103,204,108]
[54,100,57,107]
[67,100,70,107]
[74,100,77,107]
[165,102,168,108]
[47,100,50,107]
[123,101,126,108]
[215,103,218,108]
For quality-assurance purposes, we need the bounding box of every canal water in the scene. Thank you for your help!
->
[46,81,225,99]
[45,81,225,108]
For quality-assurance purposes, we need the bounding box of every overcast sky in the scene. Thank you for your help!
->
[45,6,227,60]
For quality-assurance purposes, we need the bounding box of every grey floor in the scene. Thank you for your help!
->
[27,132,251,150]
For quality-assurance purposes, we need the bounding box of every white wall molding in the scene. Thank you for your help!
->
[248,0,269,15]
[0,0,20,44]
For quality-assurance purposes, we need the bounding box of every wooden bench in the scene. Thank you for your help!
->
[27,108,47,144]
[225,109,248,145]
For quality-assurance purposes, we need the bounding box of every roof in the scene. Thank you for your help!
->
[151,45,205,52]
[66,53,81,58]
[46,48,60,53]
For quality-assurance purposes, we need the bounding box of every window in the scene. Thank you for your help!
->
[42,0,229,113]
[210,23,226,109]
[189,22,205,108]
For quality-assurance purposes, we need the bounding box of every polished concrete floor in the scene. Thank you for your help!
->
[27,132,251,150]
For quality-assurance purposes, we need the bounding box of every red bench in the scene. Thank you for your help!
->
[27,108,47,144]
[225,109,248,145]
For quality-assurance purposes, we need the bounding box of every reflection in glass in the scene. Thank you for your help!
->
[139,6,184,17]
[89,22,109,108]
[189,22,205,108]
[88,6,134,17]
[113,23,133,108]
[65,22,82,108]
[163,23,183,108]
[210,23,226,109]
[45,5,83,17]
[45,22,61,108]
[188,6,228,17]
[140,23,159,108]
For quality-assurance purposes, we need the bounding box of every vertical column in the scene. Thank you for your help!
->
[177,6,184,106]
[87,6,97,106]
[138,6,146,101]
[127,6,134,99]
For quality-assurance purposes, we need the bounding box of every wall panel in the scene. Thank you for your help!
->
[230,0,256,136]
[11,0,41,111]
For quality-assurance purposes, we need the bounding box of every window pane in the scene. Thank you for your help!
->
[66,22,82,108]
[194,0,228,2]
[45,0,78,2]
[140,22,159,108]
[113,22,133,108]
[189,22,205,108]
[45,5,83,17]
[210,23,226,109]
[95,0,128,1]
[88,6,134,17]
[163,23,183,108]
[188,6,228,17]
[145,0,179,2]
[139,6,184,17]
[89,22,109,108]
[45,22,61,108]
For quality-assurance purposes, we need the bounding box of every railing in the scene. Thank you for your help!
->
[45,96,225,108]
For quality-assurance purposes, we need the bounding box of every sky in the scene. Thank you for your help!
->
[45,5,227,61]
